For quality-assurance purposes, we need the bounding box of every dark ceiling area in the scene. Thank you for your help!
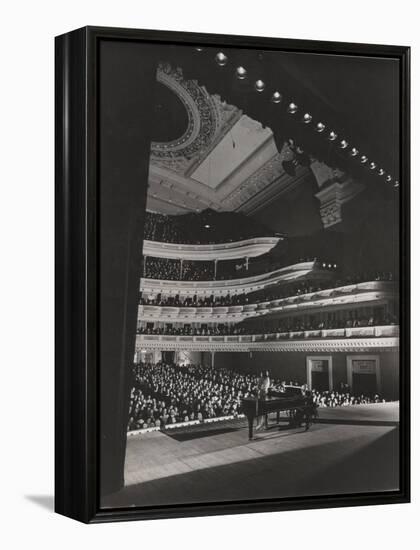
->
[164,44,400,188]
[151,81,189,143]
[154,43,400,274]
[274,50,400,177]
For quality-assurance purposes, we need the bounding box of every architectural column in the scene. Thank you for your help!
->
[214,258,218,280]
[310,160,364,229]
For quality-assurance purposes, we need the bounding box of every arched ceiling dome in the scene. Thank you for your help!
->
[150,63,240,174]
[151,81,189,143]
[147,63,315,219]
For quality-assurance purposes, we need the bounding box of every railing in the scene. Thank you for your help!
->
[140,260,323,295]
[142,236,282,261]
[137,280,396,323]
[136,325,399,344]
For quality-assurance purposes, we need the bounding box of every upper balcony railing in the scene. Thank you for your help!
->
[140,260,328,296]
[142,236,282,261]
[138,280,396,324]
[142,210,275,246]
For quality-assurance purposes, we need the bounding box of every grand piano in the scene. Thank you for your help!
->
[241,386,314,440]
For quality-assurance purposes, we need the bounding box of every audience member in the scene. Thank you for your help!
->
[127,362,387,431]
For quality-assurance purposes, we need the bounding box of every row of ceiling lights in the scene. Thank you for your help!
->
[198,49,399,189]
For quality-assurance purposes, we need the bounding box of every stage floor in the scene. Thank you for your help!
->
[102,402,400,509]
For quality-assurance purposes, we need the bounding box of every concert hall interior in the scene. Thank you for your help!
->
[99,43,400,508]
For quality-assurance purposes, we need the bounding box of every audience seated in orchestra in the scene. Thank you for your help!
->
[311,388,385,407]
[127,362,387,431]
[128,362,255,430]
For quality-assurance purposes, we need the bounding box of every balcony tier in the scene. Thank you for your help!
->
[140,260,329,296]
[136,325,399,353]
[138,280,395,323]
[136,325,399,352]
[142,236,282,261]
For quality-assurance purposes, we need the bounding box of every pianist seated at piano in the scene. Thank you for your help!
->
[257,370,271,399]
[246,374,316,437]
[255,370,271,429]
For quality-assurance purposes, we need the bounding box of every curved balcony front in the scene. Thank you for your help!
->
[135,325,399,353]
[140,260,327,296]
[137,280,396,324]
[142,236,282,261]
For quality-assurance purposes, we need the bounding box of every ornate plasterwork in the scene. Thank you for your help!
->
[315,179,364,229]
[222,152,285,210]
[135,335,399,353]
[150,64,240,174]
[222,142,295,211]
[310,160,347,189]
[311,161,364,229]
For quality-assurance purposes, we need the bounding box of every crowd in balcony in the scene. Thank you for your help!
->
[140,270,395,307]
[142,253,322,281]
[137,324,244,336]
[140,291,247,307]
[141,246,395,285]
[243,312,396,335]
[143,210,273,244]
[143,257,216,281]
[137,311,396,339]
[143,257,181,281]
[127,362,386,431]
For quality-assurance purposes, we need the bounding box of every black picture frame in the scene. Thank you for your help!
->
[55,26,410,523]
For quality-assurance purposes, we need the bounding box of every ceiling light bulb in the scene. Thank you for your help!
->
[316,122,325,132]
[350,147,358,156]
[236,66,247,79]
[215,52,228,66]
[271,91,282,103]
[328,131,338,141]
[254,79,265,92]
[288,102,298,114]
[360,155,368,164]
[340,140,348,149]
[303,113,312,123]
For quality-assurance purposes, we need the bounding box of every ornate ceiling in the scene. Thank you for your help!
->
[146,64,314,216]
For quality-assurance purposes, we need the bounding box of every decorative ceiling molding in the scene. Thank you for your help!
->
[150,63,240,175]
[146,66,366,222]
[310,160,364,229]
[315,179,364,229]
[310,160,347,189]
